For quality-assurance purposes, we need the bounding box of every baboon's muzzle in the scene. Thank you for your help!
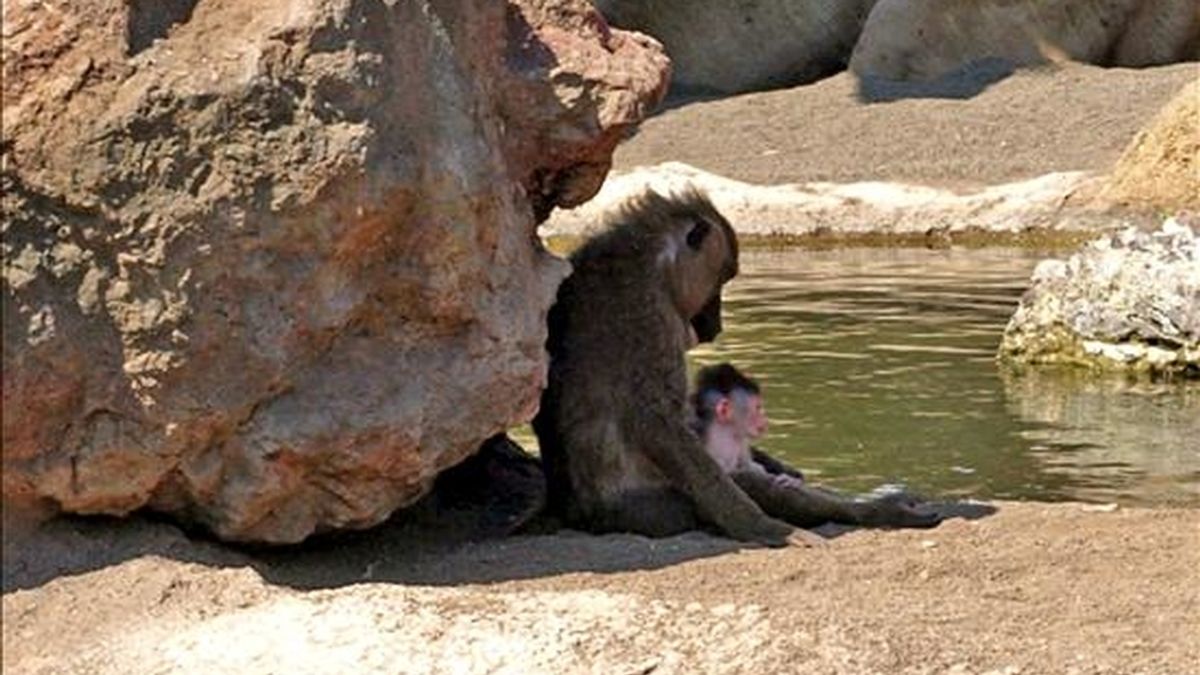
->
[691,293,723,344]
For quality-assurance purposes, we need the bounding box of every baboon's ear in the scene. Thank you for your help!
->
[686,219,711,250]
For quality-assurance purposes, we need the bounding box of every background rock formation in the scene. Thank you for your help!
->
[999,219,1200,376]
[594,0,878,95]
[1106,81,1200,212]
[1,0,668,543]
[852,0,1200,85]
[543,162,1109,240]
[593,0,1196,99]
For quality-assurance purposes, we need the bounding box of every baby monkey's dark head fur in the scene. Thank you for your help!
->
[570,187,738,343]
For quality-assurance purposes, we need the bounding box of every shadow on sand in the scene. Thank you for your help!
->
[2,495,997,594]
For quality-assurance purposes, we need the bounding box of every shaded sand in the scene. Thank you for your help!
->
[4,502,1198,674]
[615,63,1198,189]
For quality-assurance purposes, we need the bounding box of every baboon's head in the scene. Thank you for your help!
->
[655,189,738,344]
[577,188,739,344]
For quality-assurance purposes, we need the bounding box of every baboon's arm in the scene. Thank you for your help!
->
[734,471,945,530]
[749,447,805,480]
[636,412,794,546]
[730,469,867,529]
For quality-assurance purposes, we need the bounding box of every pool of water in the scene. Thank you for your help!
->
[688,247,1200,507]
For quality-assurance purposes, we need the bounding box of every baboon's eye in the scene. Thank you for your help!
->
[686,219,711,250]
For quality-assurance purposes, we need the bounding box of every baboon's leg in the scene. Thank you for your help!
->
[731,470,942,529]
[635,415,795,546]
[587,488,700,537]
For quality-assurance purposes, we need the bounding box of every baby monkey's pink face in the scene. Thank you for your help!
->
[716,390,768,441]
[736,393,769,440]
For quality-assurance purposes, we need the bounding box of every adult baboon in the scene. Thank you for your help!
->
[533,188,801,546]
[692,363,942,530]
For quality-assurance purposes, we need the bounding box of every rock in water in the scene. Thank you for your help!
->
[999,219,1200,376]
[1,0,668,543]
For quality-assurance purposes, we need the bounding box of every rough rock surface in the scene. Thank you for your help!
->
[1107,80,1200,212]
[594,0,878,95]
[999,218,1200,375]
[1,0,668,543]
[851,0,1200,85]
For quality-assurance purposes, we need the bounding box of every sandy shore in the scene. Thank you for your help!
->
[4,502,1198,674]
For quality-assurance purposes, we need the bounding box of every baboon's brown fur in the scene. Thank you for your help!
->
[533,189,795,545]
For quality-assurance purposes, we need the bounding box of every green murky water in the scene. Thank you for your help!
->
[689,247,1200,507]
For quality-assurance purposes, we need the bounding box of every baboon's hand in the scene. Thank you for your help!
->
[870,493,944,529]
[785,528,828,548]
[730,516,795,548]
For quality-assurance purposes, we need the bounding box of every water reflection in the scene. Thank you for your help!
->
[1001,369,1200,505]
[691,247,1200,507]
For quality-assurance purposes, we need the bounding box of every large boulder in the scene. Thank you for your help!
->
[998,219,1200,376]
[1106,81,1200,212]
[1,0,668,543]
[594,0,878,95]
[851,0,1200,84]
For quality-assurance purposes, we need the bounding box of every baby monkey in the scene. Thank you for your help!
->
[691,363,942,530]
[691,363,807,488]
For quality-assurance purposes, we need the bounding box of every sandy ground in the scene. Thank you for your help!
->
[615,63,1198,189]
[544,63,1198,241]
[5,63,1200,674]
[3,502,1198,674]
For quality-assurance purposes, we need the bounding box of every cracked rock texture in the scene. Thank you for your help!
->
[999,218,1200,376]
[1,0,667,542]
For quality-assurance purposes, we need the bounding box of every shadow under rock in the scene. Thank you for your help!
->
[1,498,1000,595]
[857,57,1017,103]
[1,501,750,595]
[2,437,998,594]
[1,511,253,593]
[250,516,747,592]
[254,497,998,590]
[247,440,743,591]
